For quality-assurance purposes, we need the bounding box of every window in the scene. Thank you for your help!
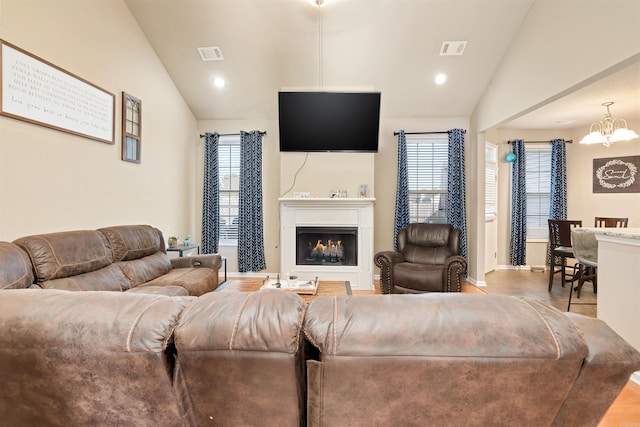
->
[485,143,497,218]
[406,134,448,224]
[525,145,552,239]
[122,92,141,163]
[219,135,240,244]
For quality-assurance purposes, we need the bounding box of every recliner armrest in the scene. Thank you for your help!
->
[170,253,222,270]
[374,251,405,294]
[442,254,467,292]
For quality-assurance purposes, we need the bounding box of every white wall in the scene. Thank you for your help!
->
[0,0,198,242]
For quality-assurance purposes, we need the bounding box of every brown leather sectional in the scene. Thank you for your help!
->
[1,228,639,426]
[3,224,221,295]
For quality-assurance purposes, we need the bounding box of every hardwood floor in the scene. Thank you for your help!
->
[221,270,639,425]
[484,268,597,317]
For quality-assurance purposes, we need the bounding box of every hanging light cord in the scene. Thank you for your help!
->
[318,3,323,88]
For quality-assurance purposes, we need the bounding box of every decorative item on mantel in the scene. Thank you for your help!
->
[358,184,368,198]
[330,190,347,198]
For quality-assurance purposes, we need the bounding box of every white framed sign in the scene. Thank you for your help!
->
[1,39,115,144]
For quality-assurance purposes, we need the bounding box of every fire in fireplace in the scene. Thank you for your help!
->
[296,227,357,266]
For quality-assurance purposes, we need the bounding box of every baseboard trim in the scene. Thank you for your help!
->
[631,371,640,386]
[496,264,548,272]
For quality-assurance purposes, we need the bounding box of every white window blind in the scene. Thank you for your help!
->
[485,168,497,217]
[485,144,497,217]
[406,135,448,224]
[525,145,552,239]
[219,135,240,243]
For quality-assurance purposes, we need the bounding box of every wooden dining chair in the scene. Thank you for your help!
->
[594,217,628,228]
[548,219,582,291]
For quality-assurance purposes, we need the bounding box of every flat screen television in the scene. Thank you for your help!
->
[278,91,381,152]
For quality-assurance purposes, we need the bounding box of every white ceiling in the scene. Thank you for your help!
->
[124,0,640,130]
[500,60,640,130]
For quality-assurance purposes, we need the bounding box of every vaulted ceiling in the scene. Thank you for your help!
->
[124,0,640,131]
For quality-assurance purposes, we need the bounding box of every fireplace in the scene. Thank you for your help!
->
[279,197,375,290]
[296,227,357,266]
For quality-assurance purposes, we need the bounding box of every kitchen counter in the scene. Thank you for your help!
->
[575,228,640,352]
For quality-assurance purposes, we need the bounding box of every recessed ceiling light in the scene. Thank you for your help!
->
[211,77,225,88]
[435,73,447,85]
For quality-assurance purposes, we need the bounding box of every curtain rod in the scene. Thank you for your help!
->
[507,139,572,144]
[199,131,267,138]
[393,130,466,136]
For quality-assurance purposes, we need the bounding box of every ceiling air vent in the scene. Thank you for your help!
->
[439,41,467,56]
[197,47,224,61]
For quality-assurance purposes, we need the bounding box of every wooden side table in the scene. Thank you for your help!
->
[167,244,200,257]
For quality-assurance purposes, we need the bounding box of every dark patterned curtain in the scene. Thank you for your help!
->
[238,131,266,272]
[446,129,467,259]
[509,140,526,265]
[393,130,410,250]
[201,132,219,254]
[549,139,567,220]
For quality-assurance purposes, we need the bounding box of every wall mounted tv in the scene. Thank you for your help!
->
[278,91,381,152]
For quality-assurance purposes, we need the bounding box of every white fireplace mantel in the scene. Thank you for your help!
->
[279,198,375,290]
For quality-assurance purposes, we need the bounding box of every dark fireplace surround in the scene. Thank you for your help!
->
[296,226,357,266]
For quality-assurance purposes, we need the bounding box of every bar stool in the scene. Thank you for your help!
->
[567,230,598,311]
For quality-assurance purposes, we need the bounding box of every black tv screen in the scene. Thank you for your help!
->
[278,91,381,152]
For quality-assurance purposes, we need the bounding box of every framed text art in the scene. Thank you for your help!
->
[593,155,640,193]
[0,39,115,144]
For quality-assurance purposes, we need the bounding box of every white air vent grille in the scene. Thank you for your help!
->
[439,41,467,56]
[197,47,224,61]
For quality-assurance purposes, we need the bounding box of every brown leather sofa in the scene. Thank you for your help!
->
[304,294,640,427]
[6,224,221,296]
[0,252,638,426]
[374,223,467,293]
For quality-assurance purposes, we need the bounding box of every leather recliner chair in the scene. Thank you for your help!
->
[374,223,467,293]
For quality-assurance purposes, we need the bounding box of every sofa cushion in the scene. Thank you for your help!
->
[140,267,218,296]
[393,262,444,292]
[39,263,130,292]
[98,225,163,261]
[0,242,34,289]
[305,294,588,358]
[174,290,307,426]
[14,230,112,281]
[118,252,172,287]
[0,289,193,426]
